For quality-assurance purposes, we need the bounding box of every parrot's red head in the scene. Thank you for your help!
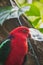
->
[9,26,31,38]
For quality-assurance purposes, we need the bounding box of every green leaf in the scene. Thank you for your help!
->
[25,4,40,16]
[17,0,26,5]
[27,16,40,22]
[34,19,43,28]
[0,6,12,25]
[0,6,12,12]
[33,2,43,22]
[32,17,41,27]
[40,0,43,3]
[0,6,19,25]
[14,0,32,8]
[38,28,43,33]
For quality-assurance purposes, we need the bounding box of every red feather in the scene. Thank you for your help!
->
[5,26,30,65]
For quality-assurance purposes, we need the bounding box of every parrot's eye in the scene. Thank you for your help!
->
[22,29,28,33]
[18,29,28,33]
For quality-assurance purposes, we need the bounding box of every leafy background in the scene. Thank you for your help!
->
[0,0,43,33]
[15,0,43,33]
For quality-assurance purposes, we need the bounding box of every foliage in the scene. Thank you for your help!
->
[15,0,43,33]
[0,6,19,25]
[0,6,12,25]
[0,0,43,33]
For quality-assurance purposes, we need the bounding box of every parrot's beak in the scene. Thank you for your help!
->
[29,28,43,41]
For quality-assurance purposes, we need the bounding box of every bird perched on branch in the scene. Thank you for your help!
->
[2,26,30,65]
[1,26,42,65]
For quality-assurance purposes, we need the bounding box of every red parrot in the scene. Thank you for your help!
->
[0,26,41,65]
[2,26,30,65]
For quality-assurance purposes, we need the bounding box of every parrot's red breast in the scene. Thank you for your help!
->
[5,26,30,65]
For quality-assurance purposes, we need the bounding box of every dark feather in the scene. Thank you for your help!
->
[0,39,11,65]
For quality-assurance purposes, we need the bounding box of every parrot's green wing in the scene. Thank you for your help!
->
[0,39,11,65]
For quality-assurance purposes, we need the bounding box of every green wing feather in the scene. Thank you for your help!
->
[0,39,11,65]
[0,39,10,48]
